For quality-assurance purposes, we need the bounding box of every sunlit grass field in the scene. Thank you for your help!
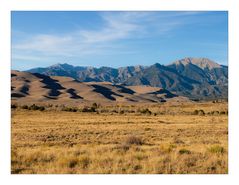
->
[11,102,228,174]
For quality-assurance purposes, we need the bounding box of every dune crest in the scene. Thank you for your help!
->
[11,70,187,104]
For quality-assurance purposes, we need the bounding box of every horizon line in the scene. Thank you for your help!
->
[11,57,228,71]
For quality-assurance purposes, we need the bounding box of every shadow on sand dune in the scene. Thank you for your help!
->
[11,93,26,98]
[66,88,83,99]
[33,73,65,97]
[91,84,123,101]
[19,85,29,95]
[148,89,178,98]
[113,85,135,94]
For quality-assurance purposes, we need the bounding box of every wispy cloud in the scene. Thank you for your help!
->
[12,11,206,62]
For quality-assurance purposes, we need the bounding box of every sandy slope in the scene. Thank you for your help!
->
[11,70,189,104]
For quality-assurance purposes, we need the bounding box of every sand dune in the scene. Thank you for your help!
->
[11,70,189,104]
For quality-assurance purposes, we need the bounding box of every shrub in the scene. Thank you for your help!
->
[29,104,45,111]
[193,110,199,115]
[212,111,219,115]
[193,109,205,115]
[62,107,78,112]
[68,158,78,168]
[21,105,28,109]
[198,110,205,116]
[111,109,118,113]
[29,104,38,110]
[178,148,191,155]
[208,145,225,154]
[125,136,144,145]
[82,106,96,112]
[220,111,226,115]
[38,106,45,111]
[92,103,98,109]
[11,104,17,109]
[139,108,151,115]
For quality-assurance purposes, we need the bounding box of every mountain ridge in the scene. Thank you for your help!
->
[25,57,228,100]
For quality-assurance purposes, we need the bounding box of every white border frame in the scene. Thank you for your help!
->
[1,0,239,184]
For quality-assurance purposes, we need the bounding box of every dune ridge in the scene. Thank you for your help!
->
[11,70,188,104]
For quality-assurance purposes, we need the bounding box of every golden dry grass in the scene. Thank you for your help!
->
[11,102,228,174]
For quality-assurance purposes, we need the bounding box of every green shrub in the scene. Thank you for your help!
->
[208,145,225,154]
[178,148,191,154]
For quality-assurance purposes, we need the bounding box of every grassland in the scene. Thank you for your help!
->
[11,101,228,174]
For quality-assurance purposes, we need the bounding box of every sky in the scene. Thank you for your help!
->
[11,11,228,70]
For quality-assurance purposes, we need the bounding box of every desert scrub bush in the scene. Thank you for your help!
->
[11,104,17,109]
[81,106,96,112]
[213,111,220,115]
[193,109,205,116]
[100,109,110,113]
[208,111,220,115]
[219,111,226,115]
[21,105,28,109]
[68,158,79,168]
[178,148,191,155]
[138,108,151,115]
[125,136,144,145]
[61,107,78,112]
[208,145,225,154]
[28,104,45,111]
[92,102,99,109]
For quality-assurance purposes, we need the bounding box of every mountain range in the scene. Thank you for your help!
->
[25,57,228,100]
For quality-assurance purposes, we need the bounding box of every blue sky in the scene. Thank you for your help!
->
[11,11,228,70]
